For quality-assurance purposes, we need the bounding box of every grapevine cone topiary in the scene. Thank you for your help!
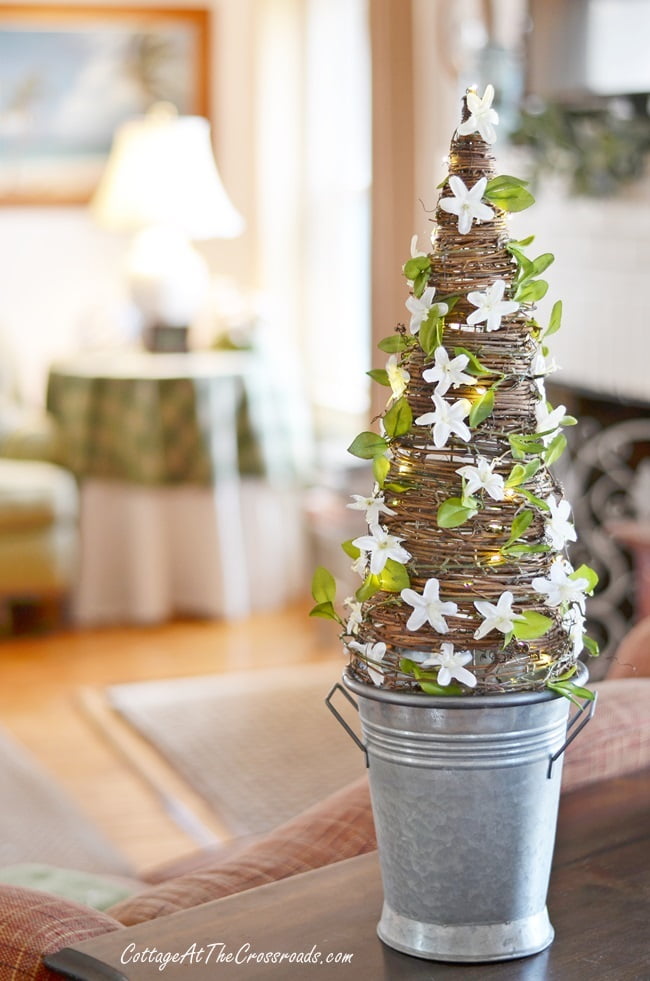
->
[311,85,599,696]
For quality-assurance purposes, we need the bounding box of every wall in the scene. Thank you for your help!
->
[0,0,258,404]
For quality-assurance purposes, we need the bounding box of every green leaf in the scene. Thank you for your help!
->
[419,313,444,357]
[501,542,550,556]
[341,539,361,559]
[378,559,410,593]
[509,234,535,247]
[583,634,600,657]
[367,368,390,386]
[544,432,567,466]
[505,509,534,548]
[383,397,413,438]
[570,564,599,594]
[356,575,380,601]
[378,334,410,353]
[545,300,563,338]
[453,346,491,377]
[547,680,595,707]
[469,388,495,428]
[515,279,549,303]
[506,458,541,488]
[512,610,553,640]
[508,433,546,460]
[517,488,551,511]
[530,253,555,276]
[437,497,478,528]
[485,176,535,212]
[403,256,431,280]
[308,601,341,622]
[373,454,390,488]
[413,270,430,299]
[311,565,337,604]
[348,432,389,460]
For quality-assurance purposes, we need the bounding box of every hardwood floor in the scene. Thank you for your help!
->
[0,601,341,874]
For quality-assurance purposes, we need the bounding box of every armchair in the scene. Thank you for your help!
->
[0,639,648,980]
[0,357,78,631]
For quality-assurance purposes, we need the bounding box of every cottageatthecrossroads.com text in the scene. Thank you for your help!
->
[120,942,354,971]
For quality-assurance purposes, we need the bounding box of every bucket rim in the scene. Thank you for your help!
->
[342,662,589,709]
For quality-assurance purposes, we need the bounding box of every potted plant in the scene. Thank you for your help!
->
[312,84,599,963]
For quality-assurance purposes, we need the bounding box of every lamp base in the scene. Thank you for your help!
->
[143,325,189,353]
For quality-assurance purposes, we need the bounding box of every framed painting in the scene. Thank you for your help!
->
[0,4,210,204]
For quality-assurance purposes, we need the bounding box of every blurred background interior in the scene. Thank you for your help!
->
[0,0,648,878]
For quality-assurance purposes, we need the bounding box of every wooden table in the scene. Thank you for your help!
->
[46,770,650,980]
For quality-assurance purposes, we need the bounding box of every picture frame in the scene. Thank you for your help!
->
[0,4,210,205]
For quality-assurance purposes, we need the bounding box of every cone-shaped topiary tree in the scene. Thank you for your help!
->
[311,85,599,696]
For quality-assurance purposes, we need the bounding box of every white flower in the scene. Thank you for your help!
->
[466,279,519,332]
[474,590,525,639]
[457,84,499,144]
[422,346,473,396]
[400,577,459,633]
[347,492,396,527]
[532,558,589,609]
[562,605,586,657]
[420,642,477,688]
[386,354,410,399]
[535,402,567,446]
[456,457,505,501]
[405,286,448,335]
[415,393,472,449]
[349,640,387,686]
[352,524,411,576]
[344,597,364,635]
[410,234,425,258]
[531,350,558,397]
[543,494,577,551]
[439,175,494,235]
[351,552,368,578]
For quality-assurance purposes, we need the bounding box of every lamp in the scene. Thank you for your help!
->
[91,103,245,352]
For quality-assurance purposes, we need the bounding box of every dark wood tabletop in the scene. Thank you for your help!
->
[46,769,650,980]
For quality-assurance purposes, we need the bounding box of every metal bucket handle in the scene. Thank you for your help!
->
[547,689,598,779]
[325,683,369,767]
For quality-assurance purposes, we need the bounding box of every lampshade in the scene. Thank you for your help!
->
[91,104,245,240]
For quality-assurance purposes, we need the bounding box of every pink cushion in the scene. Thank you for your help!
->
[0,885,120,981]
[562,678,650,792]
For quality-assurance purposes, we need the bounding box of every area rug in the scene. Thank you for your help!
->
[0,725,132,875]
[104,661,364,837]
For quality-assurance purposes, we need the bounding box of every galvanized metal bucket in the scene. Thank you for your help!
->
[327,665,594,963]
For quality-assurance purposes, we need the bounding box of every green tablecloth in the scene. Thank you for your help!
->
[46,351,291,486]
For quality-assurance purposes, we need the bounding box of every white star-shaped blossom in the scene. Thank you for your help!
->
[474,590,525,639]
[420,642,477,688]
[543,494,577,552]
[535,402,567,446]
[532,558,589,609]
[351,552,368,578]
[415,393,471,449]
[422,346,473,396]
[562,605,586,657]
[405,286,448,335]
[386,354,410,400]
[344,597,363,636]
[439,176,494,235]
[457,84,499,144]
[531,350,558,397]
[410,234,425,258]
[349,640,387,686]
[466,280,519,332]
[347,492,396,527]
[400,577,458,633]
[456,457,505,501]
[352,525,411,576]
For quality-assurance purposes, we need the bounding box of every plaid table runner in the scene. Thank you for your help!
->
[46,352,291,486]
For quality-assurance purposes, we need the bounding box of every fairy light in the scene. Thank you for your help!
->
[474,386,486,396]
[488,552,505,566]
